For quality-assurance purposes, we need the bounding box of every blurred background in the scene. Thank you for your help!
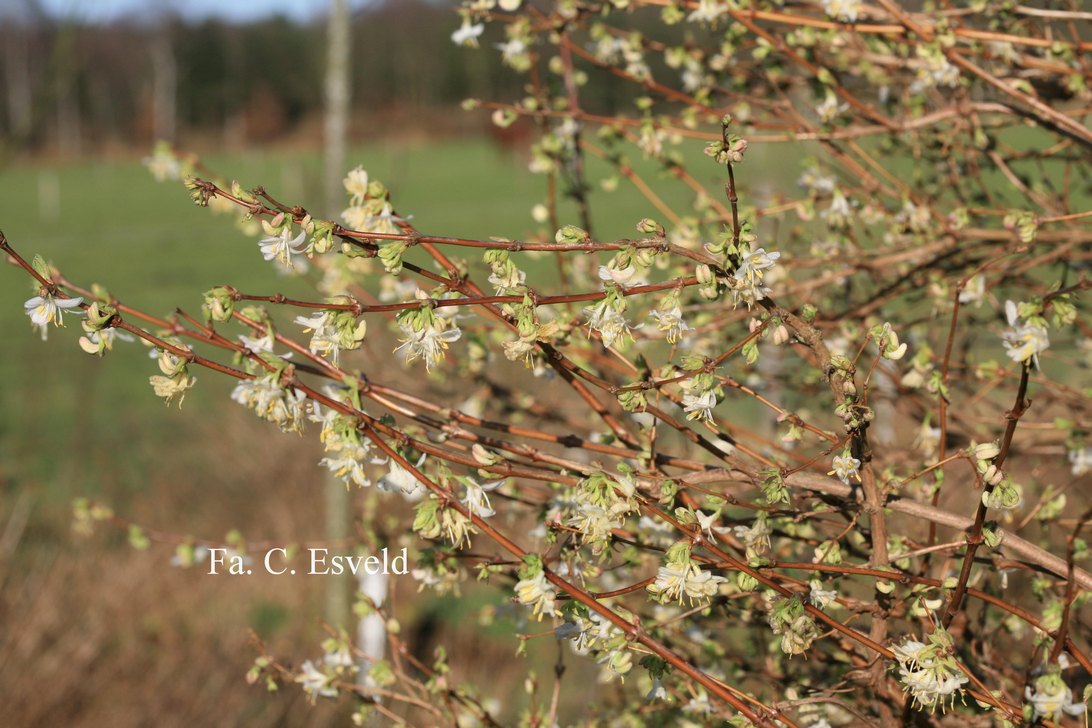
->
[0,0,724,725]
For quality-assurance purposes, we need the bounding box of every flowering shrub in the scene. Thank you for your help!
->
[6,1,1092,725]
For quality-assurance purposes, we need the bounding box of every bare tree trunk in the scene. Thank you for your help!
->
[324,0,350,217]
[322,0,356,647]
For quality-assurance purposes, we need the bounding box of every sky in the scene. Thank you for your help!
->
[28,0,370,24]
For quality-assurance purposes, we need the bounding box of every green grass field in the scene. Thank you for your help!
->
[0,137,732,497]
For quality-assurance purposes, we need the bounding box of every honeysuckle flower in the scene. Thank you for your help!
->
[149,372,197,407]
[958,274,986,306]
[829,452,861,483]
[735,247,781,284]
[733,516,772,555]
[822,190,853,230]
[645,677,667,702]
[377,453,427,498]
[892,630,969,712]
[496,38,528,67]
[293,312,338,361]
[583,298,634,348]
[451,18,484,47]
[296,660,337,701]
[1024,672,1086,722]
[343,166,369,204]
[808,580,838,609]
[798,165,836,194]
[462,477,504,518]
[143,147,181,181]
[687,0,728,24]
[78,326,134,355]
[822,0,861,23]
[648,563,726,605]
[515,571,557,619]
[319,444,383,488]
[230,374,307,433]
[1070,447,1092,476]
[682,389,716,422]
[25,293,83,340]
[598,264,638,286]
[815,91,848,123]
[394,321,462,370]
[648,304,690,344]
[1001,300,1049,368]
[258,226,308,267]
[238,329,276,354]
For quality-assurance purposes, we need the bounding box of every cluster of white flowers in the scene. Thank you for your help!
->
[647,560,726,606]
[767,596,821,656]
[310,399,385,489]
[583,296,635,349]
[815,91,848,124]
[394,303,463,371]
[687,0,729,24]
[729,247,781,308]
[1001,300,1050,368]
[828,451,861,484]
[231,372,307,433]
[822,0,862,23]
[294,306,367,367]
[566,472,640,552]
[148,346,197,407]
[648,292,690,344]
[515,569,557,620]
[892,631,968,712]
[294,640,357,703]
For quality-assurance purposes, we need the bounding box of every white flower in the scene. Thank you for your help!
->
[815,91,848,123]
[296,660,337,701]
[451,19,484,47]
[822,190,853,229]
[394,322,462,370]
[238,329,275,354]
[230,374,307,433]
[649,305,690,343]
[958,274,986,306]
[829,452,861,483]
[730,247,780,308]
[598,264,638,286]
[24,293,83,340]
[319,443,381,488]
[822,0,861,23]
[258,227,308,267]
[735,247,780,284]
[496,38,527,65]
[1069,447,1092,476]
[515,571,557,619]
[892,633,969,711]
[682,389,717,422]
[808,580,838,609]
[1025,676,1086,722]
[583,299,635,348]
[343,166,369,203]
[463,478,504,518]
[377,453,427,499]
[294,312,344,365]
[1001,300,1049,368]
[687,0,728,23]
